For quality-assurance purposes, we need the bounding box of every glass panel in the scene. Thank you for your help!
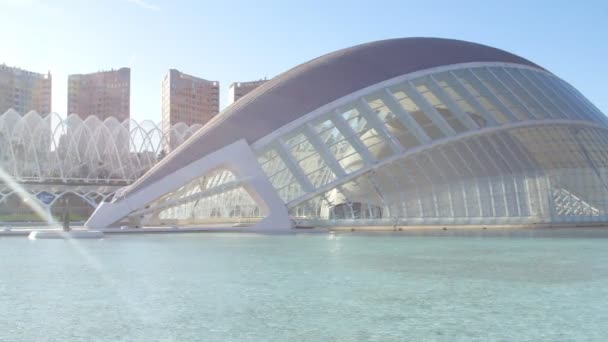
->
[460,179,479,218]
[283,131,336,188]
[333,142,364,173]
[364,94,421,149]
[460,140,488,176]
[312,117,364,173]
[414,77,468,133]
[157,186,261,222]
[452,69,511,124]
[390,84,446,140]
[509,68,562,119]
[283,131,308,149]
[340,106,393,161]
[526,71,579,120]
[491,177,507,217]
[548,77,598,122]
[436,186,452,217]
[257,147,305,202]
[472,68,529,120]
[450,183,466,217]
[443,144,473,178]
[433,72,488,127]
[491,67,546,119]
[479,135,512,174]
[559,80,606,122]
[477,180,493,217]
[289,194,327,220]
[504,176,520,216]
[276,181,305,203]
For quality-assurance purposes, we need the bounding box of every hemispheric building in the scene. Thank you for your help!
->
[87,37,608,230]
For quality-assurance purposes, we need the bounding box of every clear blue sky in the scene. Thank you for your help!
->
[1,0,607,123]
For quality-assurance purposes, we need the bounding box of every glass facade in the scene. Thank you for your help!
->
[129,63,608,227]
[155,169,260,223]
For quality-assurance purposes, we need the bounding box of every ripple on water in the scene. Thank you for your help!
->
[1,230,608,341]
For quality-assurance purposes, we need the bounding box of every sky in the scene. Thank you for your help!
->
[1,0,607,123]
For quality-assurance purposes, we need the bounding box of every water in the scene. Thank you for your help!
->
[1,229,608,341]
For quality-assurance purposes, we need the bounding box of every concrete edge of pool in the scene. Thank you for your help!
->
[1,222,608,237]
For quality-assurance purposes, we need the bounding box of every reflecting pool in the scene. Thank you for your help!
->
[2,229,608,341]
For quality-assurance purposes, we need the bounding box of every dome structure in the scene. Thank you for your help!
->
[87,37,608,230]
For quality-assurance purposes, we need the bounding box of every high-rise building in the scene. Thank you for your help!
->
[161,69,219,150]
[0,64,52,115]
[68,68,130,121]
[228,79,267,105]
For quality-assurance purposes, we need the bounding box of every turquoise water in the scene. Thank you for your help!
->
[1,229,608,341]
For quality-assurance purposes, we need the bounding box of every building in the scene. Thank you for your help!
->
[87,37,608,231]
[0,64,51,115]
[0,110,200,222]
[68,68,130,122]
[228,79,268,105]
[161,69,219,151]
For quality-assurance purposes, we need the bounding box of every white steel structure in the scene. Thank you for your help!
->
[0,109,201,219]
[87,38,608,230]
